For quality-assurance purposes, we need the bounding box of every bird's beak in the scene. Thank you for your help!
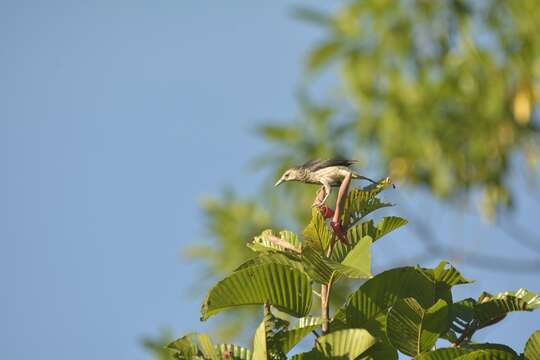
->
[274,178,283,187]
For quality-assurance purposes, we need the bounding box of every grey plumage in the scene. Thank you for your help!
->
[274,158,377,205]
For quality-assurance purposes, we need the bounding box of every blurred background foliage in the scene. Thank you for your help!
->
[146,0,540,357]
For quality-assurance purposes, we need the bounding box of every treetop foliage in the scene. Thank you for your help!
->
[169,184,539,359]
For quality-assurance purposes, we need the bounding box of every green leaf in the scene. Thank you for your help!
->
[248,229,302,253]
[234,252,303,273]
[336,267,438,330]
[456,349,518,359]
[306,40,342,72]
[168,333,198,359]
[201,263,312,320]
[301,246,334,283]
[387,298,449,357]
[303,209,333,253]
[339,235,372,278]
[302,245,371,284]
[414,348,474,359]
[315,329,377,359]
[272,316,322,354]
[524,330,540,360]
[419,261,474,306]
[423,261,475,287]
[490,288,540,309]
[357,341,399,360]
[290,329,377,360]
[215,344,252,360]
[331,216,406,262]
[475,288,540,328]
[414,347,518,359]
[341,186,393,229]
[462,344,518,358]
[252,318,268,360]
[168,333,218,360]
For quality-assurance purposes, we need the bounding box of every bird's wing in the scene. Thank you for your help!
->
[301,158,358,171]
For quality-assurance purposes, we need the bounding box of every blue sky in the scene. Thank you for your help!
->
[1,1,538,359]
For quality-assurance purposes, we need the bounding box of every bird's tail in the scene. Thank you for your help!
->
[351,172,377,184]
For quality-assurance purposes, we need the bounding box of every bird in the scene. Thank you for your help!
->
[274,159,377,207]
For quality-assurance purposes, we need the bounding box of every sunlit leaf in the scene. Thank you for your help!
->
[524,330,540,360]
[331,216,407,262]
[302,245,371,284]
[248,229,302,254]
[341,186,393,229]
[291,329,377,360]
[303,209,333,253]
[387,298,449,356]
[272,316,322,354]
[475,288,540,328]
[336,267,438,330]
[201,263,312,320]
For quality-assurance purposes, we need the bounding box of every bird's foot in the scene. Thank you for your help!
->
[330,221,349,245]
[317,204,335,219]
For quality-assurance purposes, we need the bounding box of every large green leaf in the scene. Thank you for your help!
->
[331,216,406,262]
[303,209,333,253]
[357,341,398,360]
[248,229,302,253]
[336,267,438,330]
[315,329,377,359]
[341,182,393,229]
[524,330,540,360]
[387,298,449,357]
[291,329,377,360]
[272,316,322,354]
[201,263,312,320]
[302,245,371,284]
[414,348,475,360]
[339,234,372,279]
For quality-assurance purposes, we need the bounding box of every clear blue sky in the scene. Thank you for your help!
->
[1,1,538,360]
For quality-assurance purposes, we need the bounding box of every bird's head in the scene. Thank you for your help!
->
[274,167,303,187]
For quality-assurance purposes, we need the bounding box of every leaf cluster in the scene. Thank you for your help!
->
[170,186,540,359]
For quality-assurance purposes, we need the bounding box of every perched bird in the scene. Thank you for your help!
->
[274,159,377,206]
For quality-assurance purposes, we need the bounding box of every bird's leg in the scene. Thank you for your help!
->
[330,172,352,245]
[312,182,332,208]
[321,182,331,204]
[313,186,335,219]
[312,186,326,207]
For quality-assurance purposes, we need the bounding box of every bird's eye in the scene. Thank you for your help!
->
[284,172,290,178]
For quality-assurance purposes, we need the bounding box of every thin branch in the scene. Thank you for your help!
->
[452,320,478,347]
